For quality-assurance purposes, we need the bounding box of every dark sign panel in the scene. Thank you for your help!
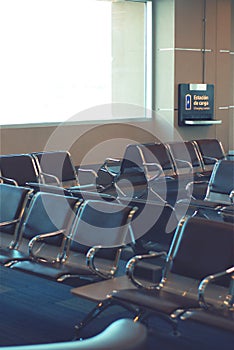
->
[178,83,215,126]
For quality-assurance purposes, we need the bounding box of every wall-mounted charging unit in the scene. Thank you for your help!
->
[178,83,222,126]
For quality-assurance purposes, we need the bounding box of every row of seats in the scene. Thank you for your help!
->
[0,179,233,286]
[177,158,234,221]
[99,142,234,340]
[0,138,228,191]
[74,215,234,338]
[1,152,233,258]
[1,184,233,333]
[1,180,233,295]
[0,183,150,349]
[99,138,230,203]
[102,138,228,178]
[99,154,234,231]
[0,150,95,189]
[0,139,231,212]
[1,139,233,252]
[0,139,231,215]
[1,212,233,349]
[1,179,185,270]
[0,184,138,285]
[0,139,233,348]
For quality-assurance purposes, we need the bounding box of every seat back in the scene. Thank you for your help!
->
[120,197,178,253]
[166,141,204,175]
[120,144,145,176]
[111,144,148,198]
[0,154,40,186]
[194,139,226,171]
[117,144,147,188]
[138,142,176,177]
[205,159,234,204]
[32,151,79,187]
[17,192,78,259]
[69,200,137,257]
[167,216,234,287]
[111,142,177,199]
[0,184,32,246]
[119,142,176,178]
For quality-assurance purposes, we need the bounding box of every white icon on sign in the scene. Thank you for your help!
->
[185,94,192,110]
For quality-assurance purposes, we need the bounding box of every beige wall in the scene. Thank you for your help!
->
[0,121,158,166]
[230,0,234,151]
[154,0,233,151]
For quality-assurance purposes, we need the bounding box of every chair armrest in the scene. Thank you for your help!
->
[28,229,66,262]
[0,218,19,228]
[77,168,98,179]
[202,155,219,164]
[185,180,209,199]
[104,157,122,164]
[76,168,107,190]
[229,190,234,204]
[219,206,234,223]
[0,176,18,186]
[143,163,175,182]
[114,182,128,197]
[142,162,163,181]
[195,172,209,178]
[102,158,122,176]
[86,245,122,279]
[198,266,234,310]
[40,172,62,186]
[126,251,167,289]
[174,159,193,173]
[186,180,208,188]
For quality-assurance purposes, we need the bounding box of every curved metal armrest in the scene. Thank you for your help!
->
[185,180,208,199]
[40,172,62,186]
[186,180,208,188]
[142,162,164,182]
[114,182,128,197]
[86,245,122,279]
[165,175,176,180]
[104,157,122,164]
[0,218,19,227]
[28,229,66,261]
[229,190,234,204]
[126,251,167,290]
[195,172,208,178]
[0,176,18,186]
[102,158,122,176]
[203,155,219,163]
[198,266,234,310]
[174,158,193,173]
[76,168,107,190]
[77,168,98,178]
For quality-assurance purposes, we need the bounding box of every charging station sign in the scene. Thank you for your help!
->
[178,83,214,126]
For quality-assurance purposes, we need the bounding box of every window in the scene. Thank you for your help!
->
[0,0,152,126]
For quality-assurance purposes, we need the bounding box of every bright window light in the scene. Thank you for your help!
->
[0,0,151,126]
